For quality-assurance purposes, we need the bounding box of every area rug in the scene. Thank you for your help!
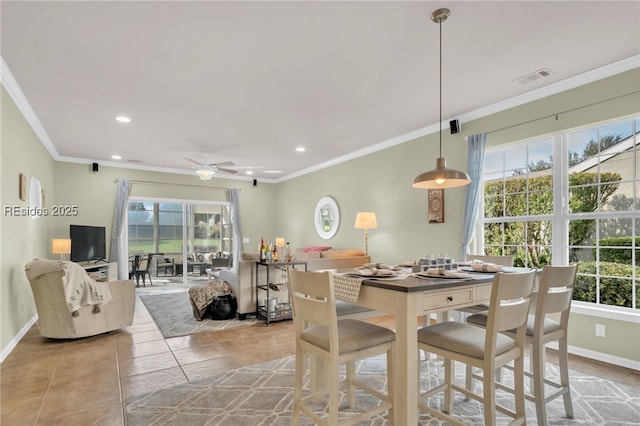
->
[139,292,257,338]
[125,355,639,425]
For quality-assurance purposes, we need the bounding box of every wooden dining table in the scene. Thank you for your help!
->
[346,271,497,425]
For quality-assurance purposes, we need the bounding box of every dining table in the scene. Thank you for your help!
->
[333,268,501,426]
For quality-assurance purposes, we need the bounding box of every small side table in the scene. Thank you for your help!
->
[256,261,307,326]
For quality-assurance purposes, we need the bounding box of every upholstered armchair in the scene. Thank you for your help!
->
[24,259,136,339]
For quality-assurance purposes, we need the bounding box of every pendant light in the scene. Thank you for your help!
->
[412,8,471,190]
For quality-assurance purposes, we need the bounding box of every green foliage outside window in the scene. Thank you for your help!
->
[574,261,638,308]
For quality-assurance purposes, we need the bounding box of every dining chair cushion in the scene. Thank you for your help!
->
[467,312,561,336]
[418,321,516,359]
[302,318,396,355]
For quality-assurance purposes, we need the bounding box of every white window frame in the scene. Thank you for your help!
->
[476,114,639,321]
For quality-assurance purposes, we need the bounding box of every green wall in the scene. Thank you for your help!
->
[1,87,56,353]
[2,69,639,367]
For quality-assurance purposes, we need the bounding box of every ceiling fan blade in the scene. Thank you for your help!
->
[216,167,238,174]
[184,157,203,166]
[210,161,235,167]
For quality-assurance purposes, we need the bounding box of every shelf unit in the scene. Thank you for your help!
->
[255,261,307,326]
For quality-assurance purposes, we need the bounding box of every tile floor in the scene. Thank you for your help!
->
[1,286,638,425]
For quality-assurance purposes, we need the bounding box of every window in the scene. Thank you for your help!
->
[479,117,639,310]
[127,201,233,258]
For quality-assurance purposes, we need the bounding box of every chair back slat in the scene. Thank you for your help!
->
[288,269,337,330]
[468,254,514,266]
[487,270,536,333]
[537,264,577,315]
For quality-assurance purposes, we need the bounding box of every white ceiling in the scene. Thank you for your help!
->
[2,1,639,182]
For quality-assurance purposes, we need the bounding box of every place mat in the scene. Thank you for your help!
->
[332,275,363,302]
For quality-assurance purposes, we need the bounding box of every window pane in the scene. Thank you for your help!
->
[527,190,553,215]
[504,144,527,174]
[568,184,599,213]
[484,194,503,218]
[568,128,598,166]
[574,274,597,303]
[569,219,596,246]
[484,150,504,175]
[484,172,504,195]
[504,192,527,217]
[528,138,553,174]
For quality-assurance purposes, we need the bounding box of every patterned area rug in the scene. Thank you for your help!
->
[125,355,639,425]
[139,292,257,338]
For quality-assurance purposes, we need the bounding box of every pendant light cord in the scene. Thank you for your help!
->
[438,15,443,158]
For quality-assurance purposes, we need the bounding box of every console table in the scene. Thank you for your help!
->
[78,262,117,282]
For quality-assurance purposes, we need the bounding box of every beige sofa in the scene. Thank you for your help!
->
[25,259,136,339]
[219,248,370,319]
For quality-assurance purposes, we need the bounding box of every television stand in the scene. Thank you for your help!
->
[78,262,117,282]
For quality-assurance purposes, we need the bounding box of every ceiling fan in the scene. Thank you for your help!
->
[184,157,238,180]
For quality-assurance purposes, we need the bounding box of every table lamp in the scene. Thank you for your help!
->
[354,212,377,256]
[275,237,285,248]
[52,239,71,260]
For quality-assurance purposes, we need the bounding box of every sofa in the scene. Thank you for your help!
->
[24,259,136,339]
[218,248,370,319]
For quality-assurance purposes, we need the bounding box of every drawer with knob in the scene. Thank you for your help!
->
[423,288,473,311]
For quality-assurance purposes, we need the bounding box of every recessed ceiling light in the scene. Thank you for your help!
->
[115,115,131,123]
[245,171,254,175]
[295,147,306,152]
[111,155,122,160]
[263,170,283,174]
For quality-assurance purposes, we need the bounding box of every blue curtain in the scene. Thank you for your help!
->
[109,179,131,279]
[459,133,487,260]
[228,188,243,268]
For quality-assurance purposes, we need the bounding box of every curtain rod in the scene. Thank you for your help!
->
[113,178,237,191]
[486,90,640,135]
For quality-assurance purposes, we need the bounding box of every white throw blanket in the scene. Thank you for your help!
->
[61,261,112,316]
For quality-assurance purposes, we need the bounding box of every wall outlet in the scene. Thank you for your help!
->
[595,323,606,337]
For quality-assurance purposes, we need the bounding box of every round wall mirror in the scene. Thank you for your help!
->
[314,196,340,239]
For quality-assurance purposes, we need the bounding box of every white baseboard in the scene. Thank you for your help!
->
[546,341,640,371]
[0,314,38,363]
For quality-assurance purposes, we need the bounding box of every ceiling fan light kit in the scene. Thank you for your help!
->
[196,168,215,180]
[412,8,471,190]
[185,156,238,180]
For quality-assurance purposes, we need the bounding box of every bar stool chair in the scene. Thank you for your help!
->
[287,269,395,426]
[417,270,535,425]
[466,264,578,425]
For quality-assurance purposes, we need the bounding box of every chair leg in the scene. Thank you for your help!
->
[483,361,497,426]
[147,272,153,286]
[513,354,526,424]
[328,358,340,425]
[465,364,473,400]
[346,360,356,407]
[559,336,574,419]
[533,340,548,426]
[443,358,454,414]
[292,349,304,426]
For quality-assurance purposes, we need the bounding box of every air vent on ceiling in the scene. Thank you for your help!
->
[514,68,552,85]
[127,159,143,164]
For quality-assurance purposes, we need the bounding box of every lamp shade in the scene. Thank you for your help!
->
[52,239,71,255]
[275,237,285,247]
[412,157,471,189]
[354,212,378,229]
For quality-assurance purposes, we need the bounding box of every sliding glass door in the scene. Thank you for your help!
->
[127,198,233,287]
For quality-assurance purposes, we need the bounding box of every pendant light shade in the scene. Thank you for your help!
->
[413,157,471,189]
[412,8,471,190]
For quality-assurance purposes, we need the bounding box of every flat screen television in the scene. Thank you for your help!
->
[70,225,107,263]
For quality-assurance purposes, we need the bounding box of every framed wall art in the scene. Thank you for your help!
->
[428,189,444,224]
